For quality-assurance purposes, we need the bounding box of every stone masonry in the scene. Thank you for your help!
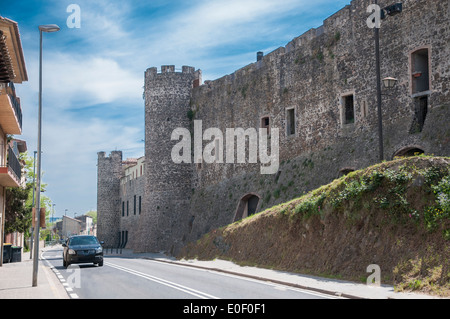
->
[98,0,450,254]
[97,151,123,248]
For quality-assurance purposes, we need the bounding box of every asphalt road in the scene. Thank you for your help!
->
[41,246,337,300]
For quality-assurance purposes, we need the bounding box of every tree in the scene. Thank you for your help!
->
[85,210,97,224]
[4,152,53,243]
[4,184,32,234]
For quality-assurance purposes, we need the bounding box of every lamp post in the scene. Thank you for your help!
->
[382,77,398,89]
[29,150,37,259]
[32,24,60,288]
[374,1,402,162]
[51,204,55,241]
[374,14,384,161]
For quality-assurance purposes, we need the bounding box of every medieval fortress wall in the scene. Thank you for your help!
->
[98,0,450,254]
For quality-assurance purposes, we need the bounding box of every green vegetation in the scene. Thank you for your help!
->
[180,156,450,297]
[187,109,196,121]
[4,152,57,249]
[282,156,450,240]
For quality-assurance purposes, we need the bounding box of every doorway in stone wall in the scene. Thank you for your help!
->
[233,193,261,222]
[393,146,425,159]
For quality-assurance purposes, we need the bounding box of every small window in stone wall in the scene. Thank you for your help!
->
[261,116,270,135]
[139,196,142,214]
[343,94,355,124]
[360,100,368,119]
[286,108,296,136]
[411,48,430,94]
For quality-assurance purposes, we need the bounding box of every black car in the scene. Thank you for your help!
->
[62,235,104,268]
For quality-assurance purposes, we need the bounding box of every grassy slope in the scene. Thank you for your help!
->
[179,156,450,297]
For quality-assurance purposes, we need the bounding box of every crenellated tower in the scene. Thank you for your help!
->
[136,65,200,253]
[97,151,123,247]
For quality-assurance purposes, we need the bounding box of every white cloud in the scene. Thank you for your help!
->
[35,113,144,215]
[126,0,336,81]
[23,52,143,109]
[13,0,351,216]
[150,0,316,50]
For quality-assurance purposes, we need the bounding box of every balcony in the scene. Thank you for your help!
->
[0,82,22,134]
[0,146,22,187]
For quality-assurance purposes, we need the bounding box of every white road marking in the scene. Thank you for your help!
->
[105,261,219,299]
[41,249,79,299]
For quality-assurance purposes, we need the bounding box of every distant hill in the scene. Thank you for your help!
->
[179,156,450,297]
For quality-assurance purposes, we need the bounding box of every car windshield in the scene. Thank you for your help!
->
[69,236,99,246]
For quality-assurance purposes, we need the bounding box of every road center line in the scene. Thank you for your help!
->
[105,262,219,299]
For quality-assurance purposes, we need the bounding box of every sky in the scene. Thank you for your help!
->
[1,0,350,218]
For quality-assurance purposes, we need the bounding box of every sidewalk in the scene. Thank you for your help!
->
[0,247,68,299]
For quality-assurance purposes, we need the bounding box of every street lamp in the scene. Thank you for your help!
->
[374,1,402,162]
[382,77,398,89]
[32,24,60,288]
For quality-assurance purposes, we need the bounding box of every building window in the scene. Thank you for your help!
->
[261,116,270,135]
[360,100,368,119]
[342,94,355,125]
[411,48,430,94]
[134,195,137,215]
[286,108,296,136]
[139,196,142,215]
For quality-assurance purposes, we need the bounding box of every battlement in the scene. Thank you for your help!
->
[197,3,354,89]
[145,65,202,87]
[98,150,122,160]
[145,65,199,76]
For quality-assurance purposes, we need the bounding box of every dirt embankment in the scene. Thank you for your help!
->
[179,156,450,297]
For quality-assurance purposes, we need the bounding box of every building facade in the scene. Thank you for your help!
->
[0,16,27,264]
[98,0,450,254]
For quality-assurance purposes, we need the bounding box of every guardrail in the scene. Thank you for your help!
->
[7,146,21,181]
[8,94,22,130]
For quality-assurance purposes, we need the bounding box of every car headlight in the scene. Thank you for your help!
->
[95,247,103,254]
[68,249,76,255]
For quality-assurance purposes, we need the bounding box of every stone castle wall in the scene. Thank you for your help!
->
[183,0,450,248]
[119,163,145,250]
[136,66,199,253]
[98,0,450,254]
[97,151,123,248]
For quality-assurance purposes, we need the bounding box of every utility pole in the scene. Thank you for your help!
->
[30,150,37,259]
[374,0,384,162]
[32,24,60,287]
